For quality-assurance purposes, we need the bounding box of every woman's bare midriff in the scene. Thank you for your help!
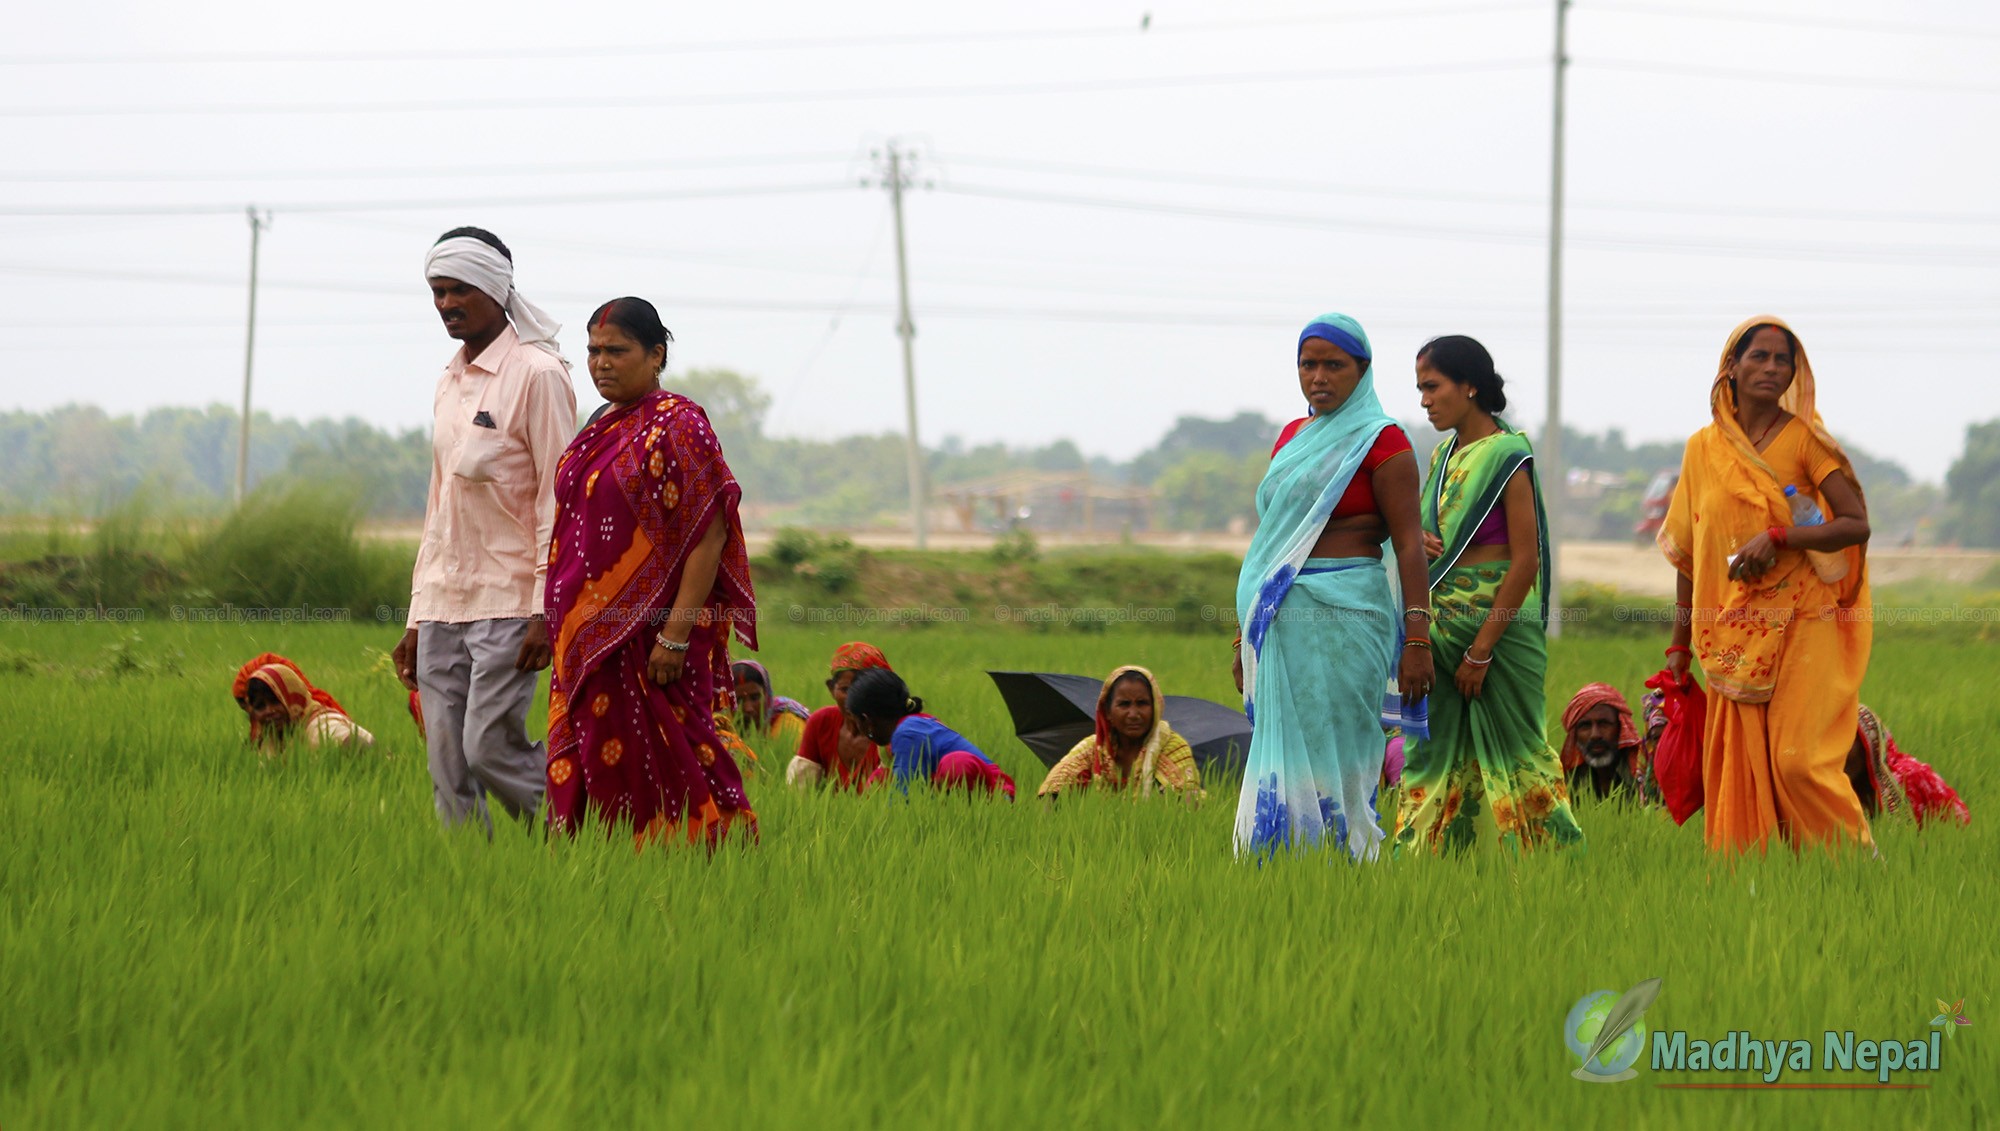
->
[1453,542,1511,567]
[1311,513,1387,560]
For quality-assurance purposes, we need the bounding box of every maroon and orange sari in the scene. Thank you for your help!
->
[544,389,758,849]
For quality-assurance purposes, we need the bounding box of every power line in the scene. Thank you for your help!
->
[0,152,854,185]
[287,213,889,279]
[766,213,894,432]
[1,307,1990,345]
[0,260,892,312]
[7,169,1998,272]
[942,182,1546,242]
[944,153,2000,226]
[935,182,2000,266]
[0,59,1545,118]
[15,155,1991,229]
[11,305,1994,333]
[947,154,1546,207]
[1,256,1994,342]
[1582,58,2000,96]
[1584,3,2000,41]
[0,5,1537,66]
[5,296,1993,332]
[287,209,2000,306]
[0,182,848,217]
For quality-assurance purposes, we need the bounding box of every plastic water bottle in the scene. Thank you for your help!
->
[1784,485,1825,526]
[1784,485,1850,584]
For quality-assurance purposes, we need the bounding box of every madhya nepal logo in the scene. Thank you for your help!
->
[1565,980,1963,1086]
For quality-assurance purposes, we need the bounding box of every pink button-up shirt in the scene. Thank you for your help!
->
[407,324,577,626]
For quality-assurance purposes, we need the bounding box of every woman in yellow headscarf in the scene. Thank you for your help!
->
[1659,317,1872,855]
[1037,666,1204,803]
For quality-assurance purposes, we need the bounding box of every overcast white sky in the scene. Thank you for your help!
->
[3,0,1996,482]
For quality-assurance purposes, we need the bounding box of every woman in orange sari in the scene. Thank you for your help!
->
[1660,317,1872,854]
[544,297,757,848]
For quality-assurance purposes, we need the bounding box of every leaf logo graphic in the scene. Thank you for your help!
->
[1584,978,1662,1069]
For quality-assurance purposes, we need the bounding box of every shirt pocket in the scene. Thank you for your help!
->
[450,420,516,484]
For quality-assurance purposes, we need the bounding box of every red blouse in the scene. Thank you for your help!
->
[796,705,883,791]
[1271,421,1412,519]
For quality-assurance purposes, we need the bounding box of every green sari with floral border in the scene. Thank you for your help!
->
[1392,422,1584,854]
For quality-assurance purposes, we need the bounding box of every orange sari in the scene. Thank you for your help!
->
[1658,316,1871,854]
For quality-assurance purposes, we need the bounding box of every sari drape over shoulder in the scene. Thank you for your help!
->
[1232,313,1408,862]
[1393,422,1583,854]
[544,388,757,848]
[1037,666,1203,800]
[1659,316,1872,854]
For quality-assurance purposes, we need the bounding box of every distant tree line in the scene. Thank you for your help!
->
[0,370,1982,545]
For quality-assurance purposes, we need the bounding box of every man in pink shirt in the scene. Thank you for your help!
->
[392,227,577,833]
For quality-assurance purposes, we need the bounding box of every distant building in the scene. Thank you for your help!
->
[937,471,1154,535]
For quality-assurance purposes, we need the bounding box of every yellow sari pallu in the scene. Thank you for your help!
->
[1659,316,1872,855]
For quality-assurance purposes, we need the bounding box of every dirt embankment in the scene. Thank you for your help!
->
[741,533,2000,598]
[350,524,1998,598]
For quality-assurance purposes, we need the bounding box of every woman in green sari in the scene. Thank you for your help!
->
[1394,336,1583,854]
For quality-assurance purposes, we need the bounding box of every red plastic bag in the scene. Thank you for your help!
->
[1644,669,1707,826]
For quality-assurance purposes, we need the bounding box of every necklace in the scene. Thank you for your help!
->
[1750,412,1785,449]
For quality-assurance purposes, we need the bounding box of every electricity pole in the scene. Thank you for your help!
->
[234,206,270,505]
[1544,0,1569,636]
[879,142,928,549]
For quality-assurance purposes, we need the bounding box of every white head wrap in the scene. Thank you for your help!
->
[423,236,566,363]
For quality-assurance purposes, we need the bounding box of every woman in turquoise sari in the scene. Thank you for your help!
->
[1232,313,1434,861]
[1394,335,1583,853]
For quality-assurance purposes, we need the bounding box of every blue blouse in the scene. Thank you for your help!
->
[890,714,991,790]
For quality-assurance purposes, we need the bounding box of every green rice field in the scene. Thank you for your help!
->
[0,618,1991,1128]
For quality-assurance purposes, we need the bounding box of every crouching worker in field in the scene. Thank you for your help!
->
[732,660,811,743]
[1037,665,1203,804]
[844,669,1015,800]
[788,642,892,792]
[1849,705,1970,829]
[1558,683,1655,803]
[541,297,758,849]
[233,654,375,754]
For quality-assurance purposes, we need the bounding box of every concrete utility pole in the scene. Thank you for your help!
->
[1544,0,1570,636]
[881,142,928,548]
[234,206,270,505]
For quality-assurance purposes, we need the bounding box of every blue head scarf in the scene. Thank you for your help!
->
[1299,318,1371,367]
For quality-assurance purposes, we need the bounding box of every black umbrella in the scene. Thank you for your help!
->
[985,670,1252,773]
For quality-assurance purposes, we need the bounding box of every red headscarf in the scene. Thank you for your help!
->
[1559,683,1642,778]
[239,660,351,748]
[829,641,891,674]
[233,655,346,719]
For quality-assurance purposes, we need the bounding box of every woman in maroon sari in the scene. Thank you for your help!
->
[544,296,757,848]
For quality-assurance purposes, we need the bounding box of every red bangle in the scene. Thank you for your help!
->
[1664,645,1692,659]
[1767,525,1788,549]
